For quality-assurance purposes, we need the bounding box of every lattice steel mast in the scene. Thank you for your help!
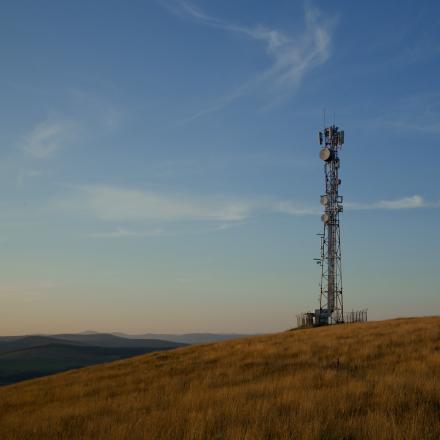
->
[317,126,344,324]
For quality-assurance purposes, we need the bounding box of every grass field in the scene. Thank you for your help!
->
[0,317,438,439]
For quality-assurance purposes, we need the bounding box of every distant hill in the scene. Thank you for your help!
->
[0,343,180,386]
[51,333,184,348]
[0,317,438,439]
[0,332,252,347]
[0,334,185,385]
[112,332,254,344]
[0,335,82,353]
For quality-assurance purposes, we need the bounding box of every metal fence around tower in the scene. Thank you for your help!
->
[344,309,368,323]
[296,309,367,328]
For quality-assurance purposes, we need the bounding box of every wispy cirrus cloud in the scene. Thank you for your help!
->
[274,201,320,216]
[345,195,435,210]
[54,185,437,234]
[21,118,76,159]
[18,91,122,163]
[58,185,255,222]
[276,195,438,215]
[162,1,336,121]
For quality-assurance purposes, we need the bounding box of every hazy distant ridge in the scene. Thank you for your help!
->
[112,332,254,344]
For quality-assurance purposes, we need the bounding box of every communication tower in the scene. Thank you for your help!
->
[315,125,344,324]
[296,125,366,328]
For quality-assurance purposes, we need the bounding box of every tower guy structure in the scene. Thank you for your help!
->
[316,125,344,325]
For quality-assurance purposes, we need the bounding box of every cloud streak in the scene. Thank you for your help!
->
[345,195,435,211]
[164,1,335,121]
[55,186,437,232]
[21,118,75,159]
[59,185,255,222]
[274,201,320,216]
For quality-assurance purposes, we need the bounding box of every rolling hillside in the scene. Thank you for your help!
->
[0,335,185,385]
[0,317,438,439]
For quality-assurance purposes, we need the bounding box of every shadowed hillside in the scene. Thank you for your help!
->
[0,317,438,440]
[0,335,185,385]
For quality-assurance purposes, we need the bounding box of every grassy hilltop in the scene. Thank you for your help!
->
[0,317,438,440]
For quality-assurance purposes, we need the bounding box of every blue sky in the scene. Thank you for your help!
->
[0,0,439,334]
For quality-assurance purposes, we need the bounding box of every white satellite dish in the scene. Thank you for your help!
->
[320,195,329,205]
[319,147,332,162]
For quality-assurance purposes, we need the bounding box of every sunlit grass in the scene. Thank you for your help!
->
[0,317,438,439]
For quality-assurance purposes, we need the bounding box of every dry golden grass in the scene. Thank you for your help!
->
[0,317,439,440]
